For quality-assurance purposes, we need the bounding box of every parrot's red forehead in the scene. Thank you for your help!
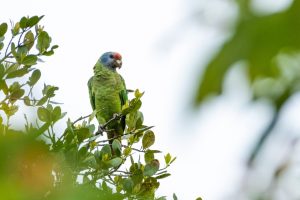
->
[113,52,122,60]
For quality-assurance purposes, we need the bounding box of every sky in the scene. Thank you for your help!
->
[1,0,299,199]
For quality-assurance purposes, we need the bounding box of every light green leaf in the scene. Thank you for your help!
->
[24,30,35,50]
[144,150,154,164]
[107,157,122,168]
[28,69,41,86]
[37,31,51,53]
[37,107,51,122]
[164,153,171,165]
[112,139,122,156]
[142,130,155,149]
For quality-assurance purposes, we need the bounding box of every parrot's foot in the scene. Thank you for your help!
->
[95,125,105,136]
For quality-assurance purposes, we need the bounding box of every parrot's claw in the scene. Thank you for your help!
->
[95,125,105,136]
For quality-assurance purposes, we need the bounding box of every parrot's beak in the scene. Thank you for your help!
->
[116,59,122,69]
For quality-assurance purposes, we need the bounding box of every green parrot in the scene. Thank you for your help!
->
[88,52,127,144]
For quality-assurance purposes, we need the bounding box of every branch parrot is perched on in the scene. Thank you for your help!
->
[88,52,127,144]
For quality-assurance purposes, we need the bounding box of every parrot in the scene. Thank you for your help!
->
[88,52,127,145]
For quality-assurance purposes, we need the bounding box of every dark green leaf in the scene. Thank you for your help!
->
[23,96,31,106]
[19,17,28,29]
[0,23,8,37]
[101,144,112,158]
[75,127,90,143]
[173,193,178,200]
[6,67,29,79]
[142,130,155,149]
[10,88,25,101]
[0,42,4,51]
[112,139,122,156]
[123,178,134,193]
[27,16,40,27]
[28,69,41,86]
[0,64,5,78]
[144,159,160,177]
[156,173,171,179]
[132,169,143,184]
[22,55,37,65]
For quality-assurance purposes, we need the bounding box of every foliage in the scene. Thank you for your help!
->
[0,16,174,200]
[194,0,300,165]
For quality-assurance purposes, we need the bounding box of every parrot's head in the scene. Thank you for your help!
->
[99,52,122,71]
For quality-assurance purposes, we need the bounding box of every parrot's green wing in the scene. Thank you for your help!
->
[119,75,128,131]
[88,77,95,110]
[119,75,128,107]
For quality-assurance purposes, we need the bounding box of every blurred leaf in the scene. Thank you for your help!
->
[156,173,171,179]
[37,107,51,122]
[106,157,122,168]
[123,178,134,193]
[144,159,160,176]
[142,130,155,149]
[195,1,300,105]
[112,139,122,157]
[173,193,178,200]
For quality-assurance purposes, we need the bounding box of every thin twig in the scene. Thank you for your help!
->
[72,114,91,125]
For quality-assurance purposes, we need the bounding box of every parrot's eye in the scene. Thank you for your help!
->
[109,54,114,59]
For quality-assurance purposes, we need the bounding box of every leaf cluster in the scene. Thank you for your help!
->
[0,16,176,200]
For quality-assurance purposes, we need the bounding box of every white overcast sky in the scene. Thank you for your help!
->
[2,0,299,199]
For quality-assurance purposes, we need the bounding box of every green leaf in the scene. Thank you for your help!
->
[27,16,40,27]
[164,153,171,165]
[123,147,132,156]
[156,173,171,179]
[144,150,154,164]
[101,144,112,158]
[12,22,20,36]
[142,130,155,149]
[23,30,35,50]
[75,127,90,143]
[106,157,122,168]
[0,64,5,78]
[10,88,25,102]
[52,106,62,122]
[123,178,134,193]
[37,107,51,122]
[132,169,143,184]
[112,139,122,157]
[37,96,48,106]
[28,69,41,86]
[6,67,29,79]
[143,159,160,177]
[22,55,37,65]
[19,17,28,29]
[0,80,8,95]
[0,42,4,51]
[23,96,31,106]
[37,31,51,53]
[173,193,178,200]
[0,23,8,37]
